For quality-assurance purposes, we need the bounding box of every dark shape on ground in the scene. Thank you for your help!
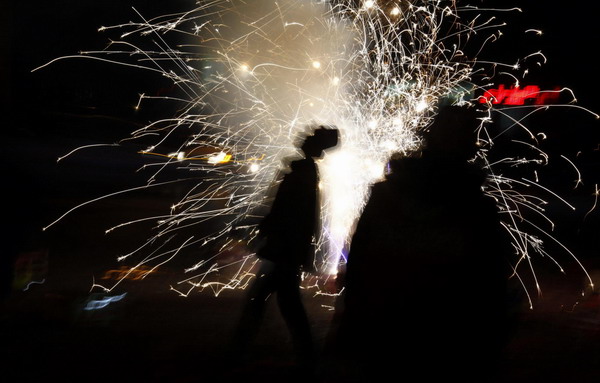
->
[325,106,513,382]
[231,126,339,374]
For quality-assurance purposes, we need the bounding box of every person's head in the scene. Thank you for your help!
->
[422,105,480,161]
[299,126,340,158]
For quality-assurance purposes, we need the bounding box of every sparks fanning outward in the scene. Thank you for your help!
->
[38,0,597,306]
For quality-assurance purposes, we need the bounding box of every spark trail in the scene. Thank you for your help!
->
[39,0,597,304]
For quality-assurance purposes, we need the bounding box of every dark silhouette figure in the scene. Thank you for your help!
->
[325,106,512,382]
[232,126,339,372]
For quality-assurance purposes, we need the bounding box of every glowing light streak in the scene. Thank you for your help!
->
[584,184,599,221]
[207,152,232,164]
[511,140,550,166]
[172,254,258,297]
[22,279,46,292]
[83,293,127,311]
[525,29,543,36]
[57,144,119,163]
[101,266,156,281]
[488,107,544,142]
[43,178,195,231]
[521,217,594,291]
[560,154,583,189]
[478,85,561,105]
[522,178,577,211]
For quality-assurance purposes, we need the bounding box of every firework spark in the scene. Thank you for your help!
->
[38,0,597,304]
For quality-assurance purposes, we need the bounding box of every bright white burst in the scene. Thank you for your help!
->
[38,0,597,305]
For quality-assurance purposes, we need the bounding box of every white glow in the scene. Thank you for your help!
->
[208,152,228,164]
[416,99,428,112]
[249,163,260,173]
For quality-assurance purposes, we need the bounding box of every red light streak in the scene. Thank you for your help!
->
[479,85,560,105]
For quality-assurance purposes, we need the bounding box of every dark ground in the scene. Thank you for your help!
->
[2,194,600,383]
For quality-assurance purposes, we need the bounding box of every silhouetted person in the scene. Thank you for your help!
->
[232,126,339,373]
[325,106,511,382]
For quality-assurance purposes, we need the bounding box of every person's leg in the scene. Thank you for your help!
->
[230,260,277,359]
[275,268,314,368]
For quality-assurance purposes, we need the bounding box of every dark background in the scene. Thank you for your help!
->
[1,1,599,382]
